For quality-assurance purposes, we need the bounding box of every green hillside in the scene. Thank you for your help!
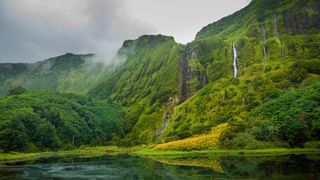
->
[90,35,183,144]
[85,0,320,147]
[160,0,320,147]
[0,90,125,152]
[0,53,114,96]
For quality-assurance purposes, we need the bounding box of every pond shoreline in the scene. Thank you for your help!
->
[0,146,319,164]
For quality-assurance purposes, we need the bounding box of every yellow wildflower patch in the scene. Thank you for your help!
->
[155,123,229,151]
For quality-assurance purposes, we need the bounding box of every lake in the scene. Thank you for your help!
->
[0,154,319,179]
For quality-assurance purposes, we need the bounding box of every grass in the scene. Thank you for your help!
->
[0,146,130,164]
[0,146,319,164]
[134,148,320,157]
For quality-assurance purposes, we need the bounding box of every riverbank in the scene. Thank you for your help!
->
[134,148,320,157]
[0,146,319,163]
[0,146,127,164]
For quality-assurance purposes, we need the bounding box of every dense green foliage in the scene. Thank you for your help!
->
[74,0,320,147]
[251,78,320,147]
[0,91,125,152]
[90,35,182,144]
[160,0,320,148]
[0,53,113,96]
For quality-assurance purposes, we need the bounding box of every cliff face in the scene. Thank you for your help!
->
[88,35,182,144]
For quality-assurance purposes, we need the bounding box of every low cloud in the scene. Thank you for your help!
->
[0,0,155,63]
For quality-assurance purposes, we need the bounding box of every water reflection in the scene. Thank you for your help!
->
[0,154,319,179]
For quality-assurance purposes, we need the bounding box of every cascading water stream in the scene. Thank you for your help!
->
[273,14,279,37]
[232,42,238,78]
[273,13,285,59]
[281,44,285,59]
[260,25,267,64]
[263,46,267,64]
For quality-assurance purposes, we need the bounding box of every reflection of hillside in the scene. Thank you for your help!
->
[306,154,320,161]
[153,156,266,177]
[218,156,262,176]
[155,157,224,173]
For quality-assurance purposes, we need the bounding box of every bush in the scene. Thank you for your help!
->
[25,143,39,153]
[231,132,266,150]
[7,85,27,96]
[297,59,320,74]
[280,118,309,147]
[304,141,320,149]
[252,121,280,141]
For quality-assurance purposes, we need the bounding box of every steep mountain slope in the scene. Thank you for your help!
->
[90,35,184,144]
[0,53,114,96]
[0,90,125,152]
[161,0,320,146]
[86,0,320,147]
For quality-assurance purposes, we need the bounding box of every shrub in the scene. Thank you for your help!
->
[231,132,265,150]
[25,143,39,153]
[304,141,320,149]
[7,85,27,96]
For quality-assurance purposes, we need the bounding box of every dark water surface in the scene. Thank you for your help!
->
[0,154,319,179]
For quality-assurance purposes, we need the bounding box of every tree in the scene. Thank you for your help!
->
[7,85,27,96]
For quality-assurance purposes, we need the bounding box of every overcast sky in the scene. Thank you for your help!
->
[0,0,251,63]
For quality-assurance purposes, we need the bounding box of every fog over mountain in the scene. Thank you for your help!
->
[0,0,250,62]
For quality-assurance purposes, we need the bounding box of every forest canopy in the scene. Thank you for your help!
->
[0,90,125,152]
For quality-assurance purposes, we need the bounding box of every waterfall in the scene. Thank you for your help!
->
[260,25,267,64]
[180,46,189,101]
[263,45,267,64]
[260,25,266,41]
[156,112,170,139]
[273,14,279,37]
[281,44,285,59]
[232,42,238,78]
[273,14,285,59]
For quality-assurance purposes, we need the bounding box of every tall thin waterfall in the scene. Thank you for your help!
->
[273,14,279,37]
[260,25,267,64]
[232,42,238,78]
[263,46,267,64]
[273,14,285,59]
[281,44,285,59]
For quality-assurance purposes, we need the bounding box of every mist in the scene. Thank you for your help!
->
[0,0,154,63]
[0,0,251,63]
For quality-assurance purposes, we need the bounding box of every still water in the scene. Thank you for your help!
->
[0,154,319,179]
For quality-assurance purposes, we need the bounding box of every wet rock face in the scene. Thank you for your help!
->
[260,25,267,40]
[156,96,180,139]
[180,51,189,100]
[282,2,320,35]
